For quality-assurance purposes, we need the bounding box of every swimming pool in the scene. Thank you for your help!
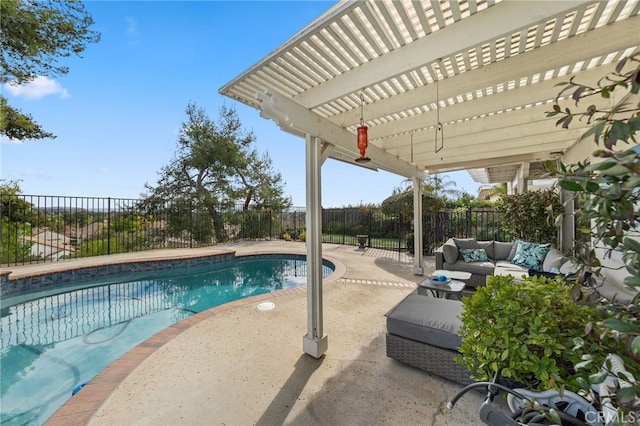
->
[1,254,334,426]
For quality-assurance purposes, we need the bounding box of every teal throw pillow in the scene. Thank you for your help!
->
[511,241,551,271]
[460,248,489,263]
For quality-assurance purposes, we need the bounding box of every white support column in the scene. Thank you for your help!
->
[560,189,575,253]
[514,162,530,193]
[303,134,328,359]
[412,176,424,275]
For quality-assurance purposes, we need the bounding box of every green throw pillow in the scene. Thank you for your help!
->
[460,248,489,263]
[511,241,550,271]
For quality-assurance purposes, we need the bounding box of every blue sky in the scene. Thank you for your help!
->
[1,1,481,207]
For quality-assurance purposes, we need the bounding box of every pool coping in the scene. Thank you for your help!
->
[1,247,238,298]
[38,250,347,426]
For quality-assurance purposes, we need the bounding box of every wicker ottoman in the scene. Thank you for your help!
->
[385,291,472,385]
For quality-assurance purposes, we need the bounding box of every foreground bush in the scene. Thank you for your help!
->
[457,275,606,391]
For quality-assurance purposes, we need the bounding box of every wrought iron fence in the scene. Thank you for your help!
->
[1,194,505,265]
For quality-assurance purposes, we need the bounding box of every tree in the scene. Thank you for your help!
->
[424,173,460,200]
[0,180,34,262]
[489,182,508,199]
[143,103,290,243]
[236,150,291,211]
[400,173,460,201]
[0,0,100,141]
[380,190,443,218]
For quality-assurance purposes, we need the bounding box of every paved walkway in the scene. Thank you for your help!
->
[7,241,485,425]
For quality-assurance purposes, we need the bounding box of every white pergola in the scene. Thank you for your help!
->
[220,0,640,358]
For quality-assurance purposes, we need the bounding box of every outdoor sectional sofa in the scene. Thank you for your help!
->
[387,238,634,386]
[387,237,569,385]
[434,237,569,288]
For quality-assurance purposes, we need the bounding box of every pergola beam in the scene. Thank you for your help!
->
[256,87,424,178]
[425,152,561,175]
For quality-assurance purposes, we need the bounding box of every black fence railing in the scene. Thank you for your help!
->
[1,194,506,265]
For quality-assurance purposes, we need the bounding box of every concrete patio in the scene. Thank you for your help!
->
[16,241,486,425]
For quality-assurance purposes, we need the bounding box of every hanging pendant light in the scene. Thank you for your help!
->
[434,59,444,154]
[355,91,371,163]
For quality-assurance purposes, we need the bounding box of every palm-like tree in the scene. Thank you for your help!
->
[424,174,459,200]
[401,174,459,200]
[489,182,508,199]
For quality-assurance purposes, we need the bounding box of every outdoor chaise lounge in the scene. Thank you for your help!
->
[385,291,472,385]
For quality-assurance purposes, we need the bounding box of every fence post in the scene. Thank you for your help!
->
[466,209,472,237]
[293,209,297,235]
[398,213,402,253]
[107,197,111,255]
[189,200,193,248]
[368,210,372,247]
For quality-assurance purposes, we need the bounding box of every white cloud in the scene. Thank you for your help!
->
[22,169,51,180]
[124,16,140,46]
[125,16,138,36]
[3,76,70,100]
[0,135,23,145]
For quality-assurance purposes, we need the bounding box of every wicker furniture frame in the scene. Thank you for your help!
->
[386,333,472,386]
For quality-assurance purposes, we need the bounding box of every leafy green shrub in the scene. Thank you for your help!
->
[281,232,292,241]
[494,188,562,244]
[406,232,414,253]
[240,211,270,239]
[457,275,603,391]
[298,230,306,242]
[405,232,427,254]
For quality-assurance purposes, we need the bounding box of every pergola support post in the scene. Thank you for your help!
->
[412,176,424,275]
[303,134,328,358]
[560,189,575,253]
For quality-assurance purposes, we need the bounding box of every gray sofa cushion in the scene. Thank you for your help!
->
[386,292,463,351]
[453,237,477,250]
[442,260,495,276]
[493,241,513,260]
[543,247,566,271]
[442,240,459,264]
[477,240,494,259]
[494,260,529,279]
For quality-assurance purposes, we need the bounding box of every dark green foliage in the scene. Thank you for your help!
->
[494,188,562,244]
[0,97,55,140]
[239,210,272,239]
[545,52,640,414]
[1,180,33,263]
[381,189,445,218]
[457,275,605,391]
[1,0,100,141]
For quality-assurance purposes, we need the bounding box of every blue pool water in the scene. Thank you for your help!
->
[0,255,334,425]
